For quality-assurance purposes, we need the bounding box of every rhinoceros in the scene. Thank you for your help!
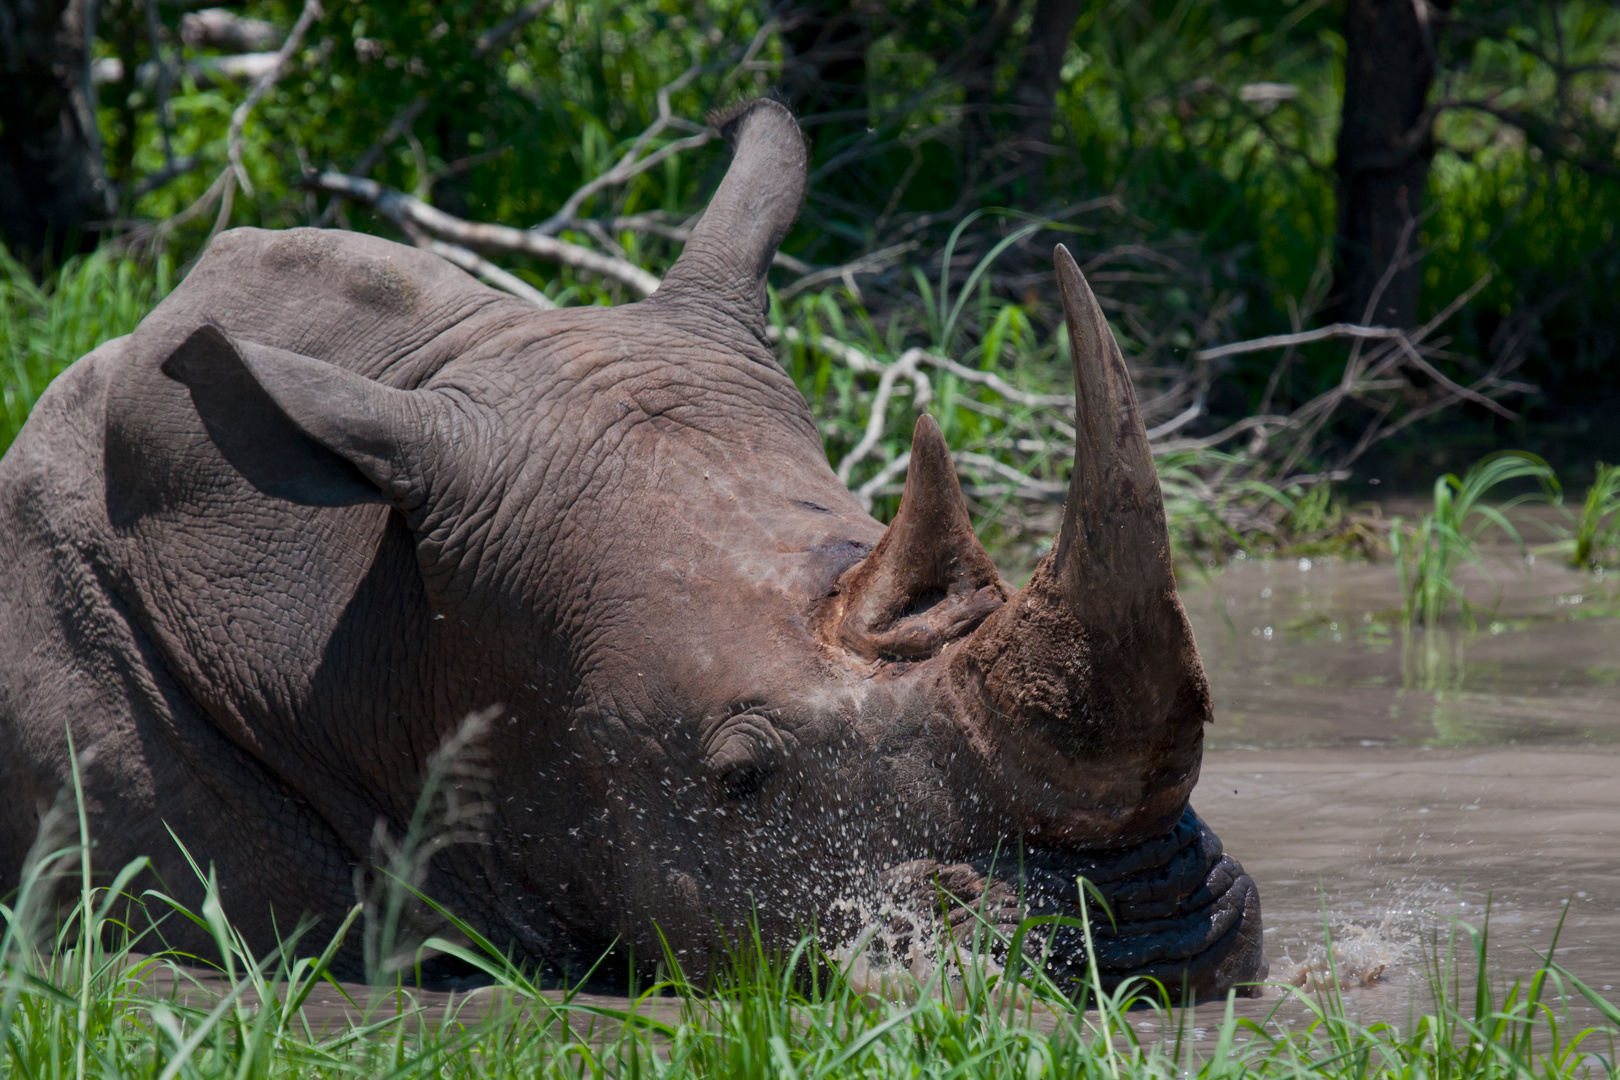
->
[0,100,1264,994]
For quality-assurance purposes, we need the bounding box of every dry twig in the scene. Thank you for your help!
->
[213,0,324,239]
[535,66,712,235]
[304,173,662,296]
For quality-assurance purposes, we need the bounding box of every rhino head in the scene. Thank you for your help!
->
[56,100,1261,995]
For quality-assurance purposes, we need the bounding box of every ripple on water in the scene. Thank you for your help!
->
[1181,554,1620,748]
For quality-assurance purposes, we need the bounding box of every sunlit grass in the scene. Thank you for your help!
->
[0,248,173,454]
[1566,463,1620,571]
[1391,451,1562,628]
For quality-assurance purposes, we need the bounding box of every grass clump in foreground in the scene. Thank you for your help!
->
[1566,463,1620,571]
[4,771,1618,1080]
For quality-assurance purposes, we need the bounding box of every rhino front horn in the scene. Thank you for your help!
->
[1052,242,1177,630]
[833,415,1009,660]
[948,246,1209,846]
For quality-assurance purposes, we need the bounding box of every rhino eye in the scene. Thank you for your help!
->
[721,764,773,801]
[706,712,785,801]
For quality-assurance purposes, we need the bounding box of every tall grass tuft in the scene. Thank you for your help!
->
[1568,463,1620,571]
[1391,451,1560,627]
[0,247,173,454]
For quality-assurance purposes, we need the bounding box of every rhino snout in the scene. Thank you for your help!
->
[872,806,1267,999]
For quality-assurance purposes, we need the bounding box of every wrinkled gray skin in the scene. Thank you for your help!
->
[0,101,1265,994]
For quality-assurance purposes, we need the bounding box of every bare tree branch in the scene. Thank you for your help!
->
[472,0,559,57]
[1194,323,1405,362]
[304,173,663,296]
[574,212,811,273]
[346,97,430,187]
[188,0,324,245]
[337,0,558,202]
[835,348,932,485]
[144,0,177,172]
[776,242,917,301]
[419,239,555,309]
[225,0,323,200]
[125,154,199,202]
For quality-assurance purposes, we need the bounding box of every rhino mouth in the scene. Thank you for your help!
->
[877,807,1267,999]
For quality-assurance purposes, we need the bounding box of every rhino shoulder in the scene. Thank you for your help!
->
[0,337,131,855]
[199,227,446,314]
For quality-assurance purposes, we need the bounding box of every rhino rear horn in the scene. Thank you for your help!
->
[835,415,1009,660]
[653,99,806,322]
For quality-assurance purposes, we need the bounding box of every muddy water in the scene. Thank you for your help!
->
[1181,553,1620,1028]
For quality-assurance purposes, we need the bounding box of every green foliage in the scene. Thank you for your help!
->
[1062,0,1340,315]
[3,0,1614,571]
[95,0,1620,388]
[1426,2,1620,395]
[1391,451,1560,627]
[0,249,173,454]
[112,0,769,281]
[1055,0,1620,424]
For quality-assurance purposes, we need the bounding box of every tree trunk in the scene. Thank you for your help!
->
[0,0,111,263]
[1006,0,1082,204]
[1333,0,1438,328]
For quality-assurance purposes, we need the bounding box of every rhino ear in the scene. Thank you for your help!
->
[654,99,806,323]
[162,324,444,510]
